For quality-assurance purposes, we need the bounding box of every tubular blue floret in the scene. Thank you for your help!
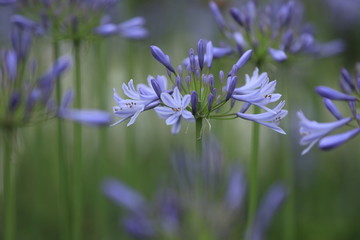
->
[207,93,214,112]
[102,178,147,213]
[209,1,227,30]
[150,45,175,73]
[340,68,355,90]
[319,128,360,151]
[226,76,238,101]
[2,50,17,81]
[94,23,118,36]
[315,86,357,101]
[197,39,205,70]
[323,98,343,120]
[230,7,244,26]
[191,91,198,115]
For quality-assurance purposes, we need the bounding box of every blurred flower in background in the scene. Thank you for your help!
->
[209,0,344,64]
[9,0,148,42]
[298,63,360,154]
[112,40,287,134]
[0,26,112,131]
[103,137,287,239]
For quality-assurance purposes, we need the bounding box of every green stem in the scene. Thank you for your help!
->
[3,129,15,240]
[94,40,109,237]
[195,118,203,158]
[53,40,70,240]
[282,76,296,240]
[73,40,82,240]
[248,107,260,229]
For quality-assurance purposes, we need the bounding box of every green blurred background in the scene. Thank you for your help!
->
[1,0,360,239]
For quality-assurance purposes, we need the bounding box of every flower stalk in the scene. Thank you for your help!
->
[73,39,83,240]
[3,129,15,240]
[248,106,260,229]
[195,118,203,157]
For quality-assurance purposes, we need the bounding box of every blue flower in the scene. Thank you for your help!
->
[232,68,282,112]
[112,40,286,135]
[112,77,168,126]
[297,111,352,155]
[237,101,288,134]
[155,87,195,134]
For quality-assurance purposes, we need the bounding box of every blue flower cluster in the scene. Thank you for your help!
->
[112,40,288,134]
[209,0,343,63]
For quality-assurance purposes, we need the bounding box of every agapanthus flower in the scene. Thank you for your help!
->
[0,28,112,130]
[102,138,287,239]
[298,64,360,154]
[11,0,148,42]
[112,39,287,135]
[209,1,343,64]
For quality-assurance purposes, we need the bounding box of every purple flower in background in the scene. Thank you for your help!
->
[112,40,287,135]
[246,183,287,240]
[209,1,343,64]
[298,64,360,154]
[103,137,286,239]
[0,27,112,129]
[58,90,112,126]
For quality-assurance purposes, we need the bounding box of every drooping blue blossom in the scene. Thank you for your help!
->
[112,40,287,135]
[102,137,286,239]
[298,64,360,154]
[209,1,344,64]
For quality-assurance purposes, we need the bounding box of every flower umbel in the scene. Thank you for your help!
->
[112,40,287,135]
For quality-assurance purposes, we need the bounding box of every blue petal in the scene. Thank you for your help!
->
[182,110,195,122]
[161,92,178,108]
[268,48,288,62]
[166,114,180,125]
[102,178,146,212]
[316,86,357,101]
[171,119,182,134]
[59,109,112,126]
[319,128,360,150]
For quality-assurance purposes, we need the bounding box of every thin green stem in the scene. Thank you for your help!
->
[195,118,203,158]
[247,107,260,229]
[73,40,82,240]
[53,40,70,240]
[94,40,109,237]
[282,77,296,240]
[3,129,15,240]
